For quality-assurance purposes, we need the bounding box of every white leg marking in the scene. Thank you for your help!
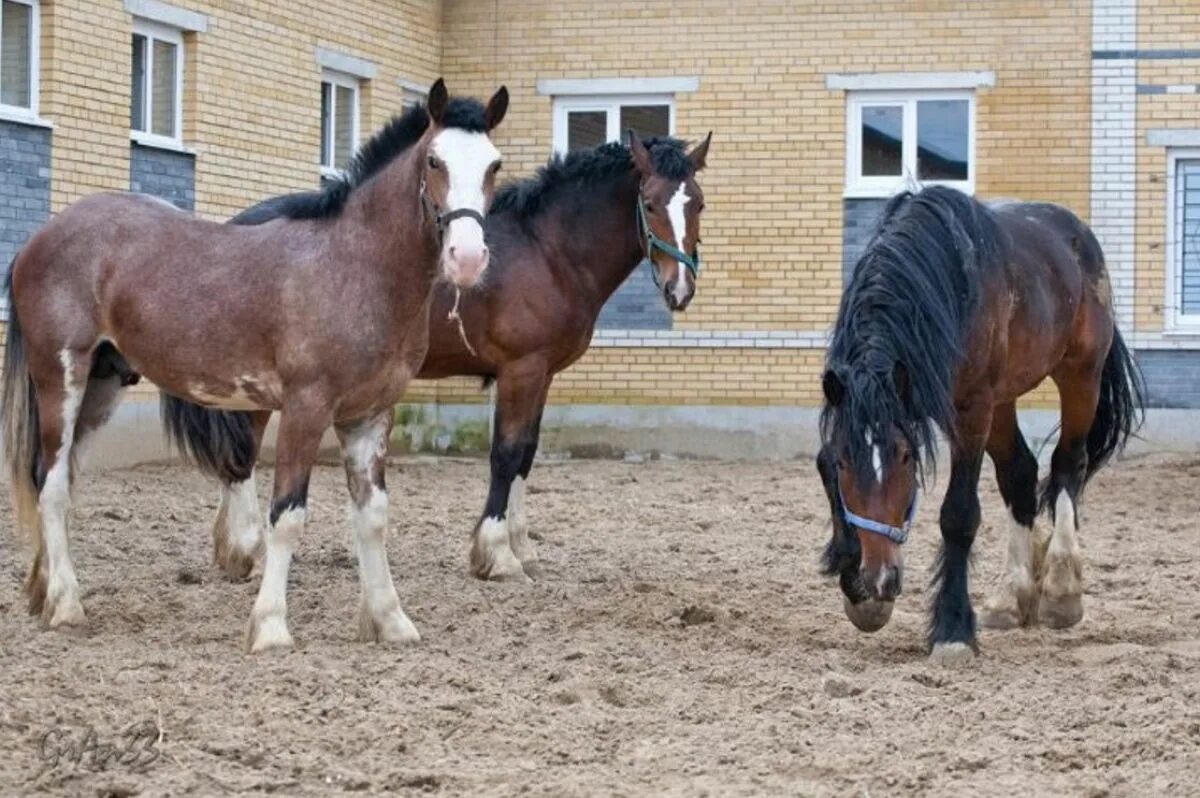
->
[41,350,85,627]
[929,641,976,667]
[473,515,528,582]
[1039,491,1084,628]
[227,473,263,558]
[248,506,303,652]
[982,514,1039,629]
[352,486,419,644]
[507,476,537,564]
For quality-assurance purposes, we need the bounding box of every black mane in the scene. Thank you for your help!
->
[489,137,693,219]
[820,186,1007,483]
[233,98,489,222]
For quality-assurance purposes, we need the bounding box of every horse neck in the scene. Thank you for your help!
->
[544,170,645,311]
[340,143,440,286]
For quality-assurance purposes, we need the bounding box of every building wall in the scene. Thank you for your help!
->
[0,120,51,271]
[421,0,1091,409]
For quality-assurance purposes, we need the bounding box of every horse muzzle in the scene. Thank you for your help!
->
[843,594,895,633]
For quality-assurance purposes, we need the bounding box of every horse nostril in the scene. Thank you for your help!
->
[449,246,458,261]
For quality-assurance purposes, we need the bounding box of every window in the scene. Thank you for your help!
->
[1167,150,1200,329]
[845,91,974,197]
[552,95,674,155]
[399,79,427,112]
[131,19,183,146]
[321,71,360,174]
[0,0,37,117]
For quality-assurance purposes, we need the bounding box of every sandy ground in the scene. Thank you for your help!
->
[0,451,1198,797]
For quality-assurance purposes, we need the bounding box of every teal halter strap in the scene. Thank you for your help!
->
[637,192,701,289]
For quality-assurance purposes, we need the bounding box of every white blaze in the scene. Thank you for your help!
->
[665,181,692,305]
[430,128,500,266]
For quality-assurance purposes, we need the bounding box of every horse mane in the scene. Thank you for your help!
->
[489,137,693,219]
[820,186,1007,483]
[238,98,489,221]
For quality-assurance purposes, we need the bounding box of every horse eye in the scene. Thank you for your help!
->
[492,161,502,174]
[697,202,706,213]
[427,155,440,169]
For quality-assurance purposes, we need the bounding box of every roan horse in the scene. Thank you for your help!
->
[817,186,1143,665]
[1,79,510,652]
[163,132,709,583]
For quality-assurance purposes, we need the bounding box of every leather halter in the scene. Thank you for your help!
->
[837,481,918,545]
[420,180,486,238]
[636,189,701,289]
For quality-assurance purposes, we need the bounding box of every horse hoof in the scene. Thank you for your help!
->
[217,547,258,582]
[980,604,1022,631]
[246,613,294,654]
[358,605,421,645]
[47,601,87,631]
[843,596,893,632]
[489,568,533,585]
[929,642,976,667]
[1039,594,1083,629]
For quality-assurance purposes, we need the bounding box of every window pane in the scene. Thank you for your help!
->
[917,99,969,181]
[320,81,332,167]
[334,84,354,170]
[619,105,670,139]
[1,0,32,109]
[566,110,606,152]
[1181,161,1200,315]
[130,34,146,131]
[861,105,902,177]
[150,39,177,137]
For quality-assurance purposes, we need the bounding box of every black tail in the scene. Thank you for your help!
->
[160,394,256,484]
[1,265,44,549]
[1084,326,1145,484]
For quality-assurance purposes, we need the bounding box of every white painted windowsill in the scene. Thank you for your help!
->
[0,107,53,129]
[130,131,194,155]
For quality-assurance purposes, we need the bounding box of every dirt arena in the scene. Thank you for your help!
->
[0,451,1197,796]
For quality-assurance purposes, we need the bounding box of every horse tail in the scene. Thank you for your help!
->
[160,394,256,484]
[1084,324,1145,484]
[1,263,43,559]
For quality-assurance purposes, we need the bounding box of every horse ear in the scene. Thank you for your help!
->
[427,78,448,125]
[822,369,845,407]
[484,86,509,131]
[893,362,911,405]
[627,129,653,176]
[688,131,712,171]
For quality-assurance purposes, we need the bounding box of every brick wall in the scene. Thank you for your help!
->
[1137,350,1200,408]
[418,0,1092,409]
[129,144,195,210]
[0,121,51,270]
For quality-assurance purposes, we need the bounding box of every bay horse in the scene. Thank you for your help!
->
[163,132,710,584]
[1,79,510,653]
[817,186,1143,665]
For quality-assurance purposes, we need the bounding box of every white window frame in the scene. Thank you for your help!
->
[0,0,40,123]
[844,90,975,198]
[320,69,361,178]
[551,94,676,156]
[130,17,184,150]
[1166,148,1200,332]
[399,78,427,112]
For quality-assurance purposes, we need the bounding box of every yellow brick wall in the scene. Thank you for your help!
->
[1138,0,1200,48]
[44,0,440,218]
[416,0,1091,407]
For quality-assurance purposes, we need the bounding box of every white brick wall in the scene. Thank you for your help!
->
[1090,0,1137,328]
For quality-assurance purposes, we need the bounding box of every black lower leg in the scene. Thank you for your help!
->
[1044,438,1087,524]
[930,451,984,650]
[481,410,531,522]
[269,477,309,526]
[998,435,1039,528]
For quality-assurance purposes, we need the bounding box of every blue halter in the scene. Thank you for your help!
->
[838,482,918,545]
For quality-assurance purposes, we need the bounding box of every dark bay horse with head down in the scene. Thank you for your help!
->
[164,132,710,584]
[817,186,1143,665]
[2,79,510,652]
